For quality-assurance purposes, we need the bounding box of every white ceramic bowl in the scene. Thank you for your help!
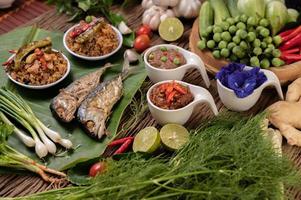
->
[144,44,210,88]
[6,49,70,89]
[217,66,284,112]
[0,0,15,9]
[147,80,218,125]
[63,24,123,61]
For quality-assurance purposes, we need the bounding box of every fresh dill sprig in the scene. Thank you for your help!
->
[17,113,301,200]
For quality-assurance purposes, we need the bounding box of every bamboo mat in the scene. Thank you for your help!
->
[0,3,301,199]
[0,0,53,34]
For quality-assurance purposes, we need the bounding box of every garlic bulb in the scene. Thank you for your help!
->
[173,0,201,18]
[142,0,154,9]
[152,0,179,7]
[143,6,175,30]
[160,9,175,22]
[142,6,164,30]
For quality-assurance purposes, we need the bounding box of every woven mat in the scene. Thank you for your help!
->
[0,0,52,34]
[0,4,301,199]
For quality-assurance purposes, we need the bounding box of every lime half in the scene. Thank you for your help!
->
[160,124,189,151]
[159,18,184,42]
[133,127,161,153]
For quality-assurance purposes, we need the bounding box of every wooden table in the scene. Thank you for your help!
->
[0,3,301,198]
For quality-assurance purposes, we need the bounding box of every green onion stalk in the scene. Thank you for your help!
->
[0,123,66,182]
[0,88,72,158]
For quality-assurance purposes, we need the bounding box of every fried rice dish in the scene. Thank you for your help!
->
[66,17,119,57]
[3,37,68,86]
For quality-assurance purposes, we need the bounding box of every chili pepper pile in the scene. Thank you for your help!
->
[70,23,91,38]
[277,25,301,64]
[159,81,188,105]
[108,136,134,155]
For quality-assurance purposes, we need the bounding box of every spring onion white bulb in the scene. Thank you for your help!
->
[0,112,35,147]
[58,138,73,149]
[35,125,56,154]
[37,120,61,142]
[14,128,35,147]
[35,139,48,158]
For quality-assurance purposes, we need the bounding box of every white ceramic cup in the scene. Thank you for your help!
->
[144,44,210,88]
[0,0,15,9]
[217,66,283,112]
[63,24,123,61]
[147,80,218,125]
[6,49,70,89]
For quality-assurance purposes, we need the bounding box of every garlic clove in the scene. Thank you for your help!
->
[124,49,139,63]
[118,21,132,35]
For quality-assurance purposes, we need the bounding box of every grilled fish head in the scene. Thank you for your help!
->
[77,106,106,139]
[50,92,78,122]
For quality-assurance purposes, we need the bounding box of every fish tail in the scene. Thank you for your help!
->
[121,60,140,80]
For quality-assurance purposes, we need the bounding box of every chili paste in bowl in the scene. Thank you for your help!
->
[150,81,194,110]
[147,47,186,69]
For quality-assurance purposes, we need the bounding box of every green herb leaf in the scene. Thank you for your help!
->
[123,32,135,48]
[78,0,91,12]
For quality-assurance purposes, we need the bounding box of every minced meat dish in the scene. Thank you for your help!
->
[150,81,194,110]
[3,38,68,86]
[66,17,118,57]
[147,47,186,69]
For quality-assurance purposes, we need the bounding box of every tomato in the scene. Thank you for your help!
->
[134,34,150,53]
[136,25,152,37]
[89,161,107,177]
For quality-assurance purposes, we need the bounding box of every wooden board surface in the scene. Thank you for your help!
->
[0,4,301,199]
[189,18,301,85]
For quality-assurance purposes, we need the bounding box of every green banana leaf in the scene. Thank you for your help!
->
[0,26,147,170]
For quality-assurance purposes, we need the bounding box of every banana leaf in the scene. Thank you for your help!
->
[0,26,147,170]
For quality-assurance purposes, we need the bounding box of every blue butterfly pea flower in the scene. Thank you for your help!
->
[216,63,267,98]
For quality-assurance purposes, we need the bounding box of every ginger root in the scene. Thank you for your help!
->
[286,77,301,102]
[268,101,301,146]
[267,77,301,147]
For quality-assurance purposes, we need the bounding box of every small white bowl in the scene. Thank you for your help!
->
[147,80,218,125]
[63,24,123,61]
[0,0,15,9]
[144,44,210,88]
[217,66,284,112]
[6,50,70,90]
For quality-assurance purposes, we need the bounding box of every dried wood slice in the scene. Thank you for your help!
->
[189,18,301,85]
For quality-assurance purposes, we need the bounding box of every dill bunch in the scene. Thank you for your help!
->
[19,113,300,200]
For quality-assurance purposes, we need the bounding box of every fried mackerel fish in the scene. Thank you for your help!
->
[77,62,135,139]
[50,64,112,122]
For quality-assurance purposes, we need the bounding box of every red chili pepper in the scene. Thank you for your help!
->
[113,139,133,155]
[174,83,187,94]
[2,59,13,66]
[8,50,16,54]
[82,24,91,31]
[167,90,176,104]
[159,83,168,91]
[39,57,47,69]
[279,34,301,51]
[35,48,44,56]
[108,137,134,147]
[282,25,301,43]
[165,84,174,97]
[280,53,301,64]
[281,48,300,54]
[279,28,295,38]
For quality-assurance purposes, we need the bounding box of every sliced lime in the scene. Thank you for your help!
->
[160,124,189,151]
[133,127,161,153]
[159,18,184,42]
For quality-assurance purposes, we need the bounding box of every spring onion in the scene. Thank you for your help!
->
[0,88,73,158]
[0,111,35,147]
[0,123,66,182]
